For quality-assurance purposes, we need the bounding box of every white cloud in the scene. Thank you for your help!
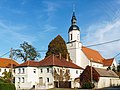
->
[82,18,120,60]
[0,21,36,44]
[43,24,57,32]
[43,1,59,13]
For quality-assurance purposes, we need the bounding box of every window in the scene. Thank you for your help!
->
[77,34,79,40]
[4,69,6,72]
[0,68,1,72]
[40,69,43,73]
[22,68,25,73]
[22,77,25,83]
[18,68,21,74]
[18,77,20,83]
[70,34,72,40]
[47,68,49,73]
[47,78,49,83]
[13,69,15,74]
[33,69,36,73]
[76,70,78,74]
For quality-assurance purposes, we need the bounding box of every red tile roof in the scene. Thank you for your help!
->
[0,58,19,68]
[82,46,107,64]
[103,58,114,66]
[16,60,39,67]
[16,55,84,70]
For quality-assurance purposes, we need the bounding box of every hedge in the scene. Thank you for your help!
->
[0,83,16,90]
[82,82,95,89]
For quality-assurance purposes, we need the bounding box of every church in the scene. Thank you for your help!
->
[14,11,119,89]
[67,11,117,69]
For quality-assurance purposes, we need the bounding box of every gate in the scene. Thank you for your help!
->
[54,81,71,88]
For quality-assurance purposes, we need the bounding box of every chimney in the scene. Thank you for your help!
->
[59,53,61,59]
[66,54,69,61]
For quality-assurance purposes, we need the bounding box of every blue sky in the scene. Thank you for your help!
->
[0,0,120,63]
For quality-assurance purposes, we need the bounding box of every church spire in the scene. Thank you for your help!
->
[71,4,77,25]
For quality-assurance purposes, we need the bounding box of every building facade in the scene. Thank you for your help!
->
[15,55,83,89]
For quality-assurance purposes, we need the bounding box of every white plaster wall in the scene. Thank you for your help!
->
[80,51,90,69]
[67,41,82,67]
[15,67,39,89]
[38,67,54,86]
[112,59,117,68]
[98,77,120,88]
[91,62,103,68]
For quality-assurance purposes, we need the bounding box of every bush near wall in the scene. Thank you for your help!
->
[0,83,16,90]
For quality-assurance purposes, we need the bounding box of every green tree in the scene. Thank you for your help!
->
[12,41,40,62]
[46,35,70,59]
[0,71,12,83]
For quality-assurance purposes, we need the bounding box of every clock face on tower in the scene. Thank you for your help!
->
[70,43,73,47]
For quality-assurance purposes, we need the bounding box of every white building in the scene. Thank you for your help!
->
[80,66,120,89]
[0,58,19,77]
[15,55,83,89]
[67,12,117,69]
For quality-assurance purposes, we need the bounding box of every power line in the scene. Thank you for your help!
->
[114,52,120,58]
[0,51,10,58]
[1,38,120,58]
[86,38,120,47]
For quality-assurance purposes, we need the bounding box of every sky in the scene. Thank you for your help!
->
[0,0,120,64]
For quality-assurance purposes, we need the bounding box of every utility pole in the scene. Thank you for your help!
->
[90,58,93,84]
[10,48,13,83]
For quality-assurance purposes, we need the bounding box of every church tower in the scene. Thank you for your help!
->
[67,11,82,67]
[68,12,80,42]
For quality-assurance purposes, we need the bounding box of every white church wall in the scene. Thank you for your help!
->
[80,51,90,69]
[69,30,80,42]
[91,62,103,68]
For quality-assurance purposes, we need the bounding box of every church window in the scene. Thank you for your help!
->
[70,34,72,40]
[77,34,79,40]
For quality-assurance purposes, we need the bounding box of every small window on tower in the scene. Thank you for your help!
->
[70,34,72,40]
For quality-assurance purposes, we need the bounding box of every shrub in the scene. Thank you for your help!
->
[0,83,16,90]
[82,82,94,89]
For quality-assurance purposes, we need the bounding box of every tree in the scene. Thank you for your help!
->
[46,35,70,59]
[12,41,40,62]
[0,71,13,83]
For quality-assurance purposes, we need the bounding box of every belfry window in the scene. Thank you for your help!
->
[70,34,72,40]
